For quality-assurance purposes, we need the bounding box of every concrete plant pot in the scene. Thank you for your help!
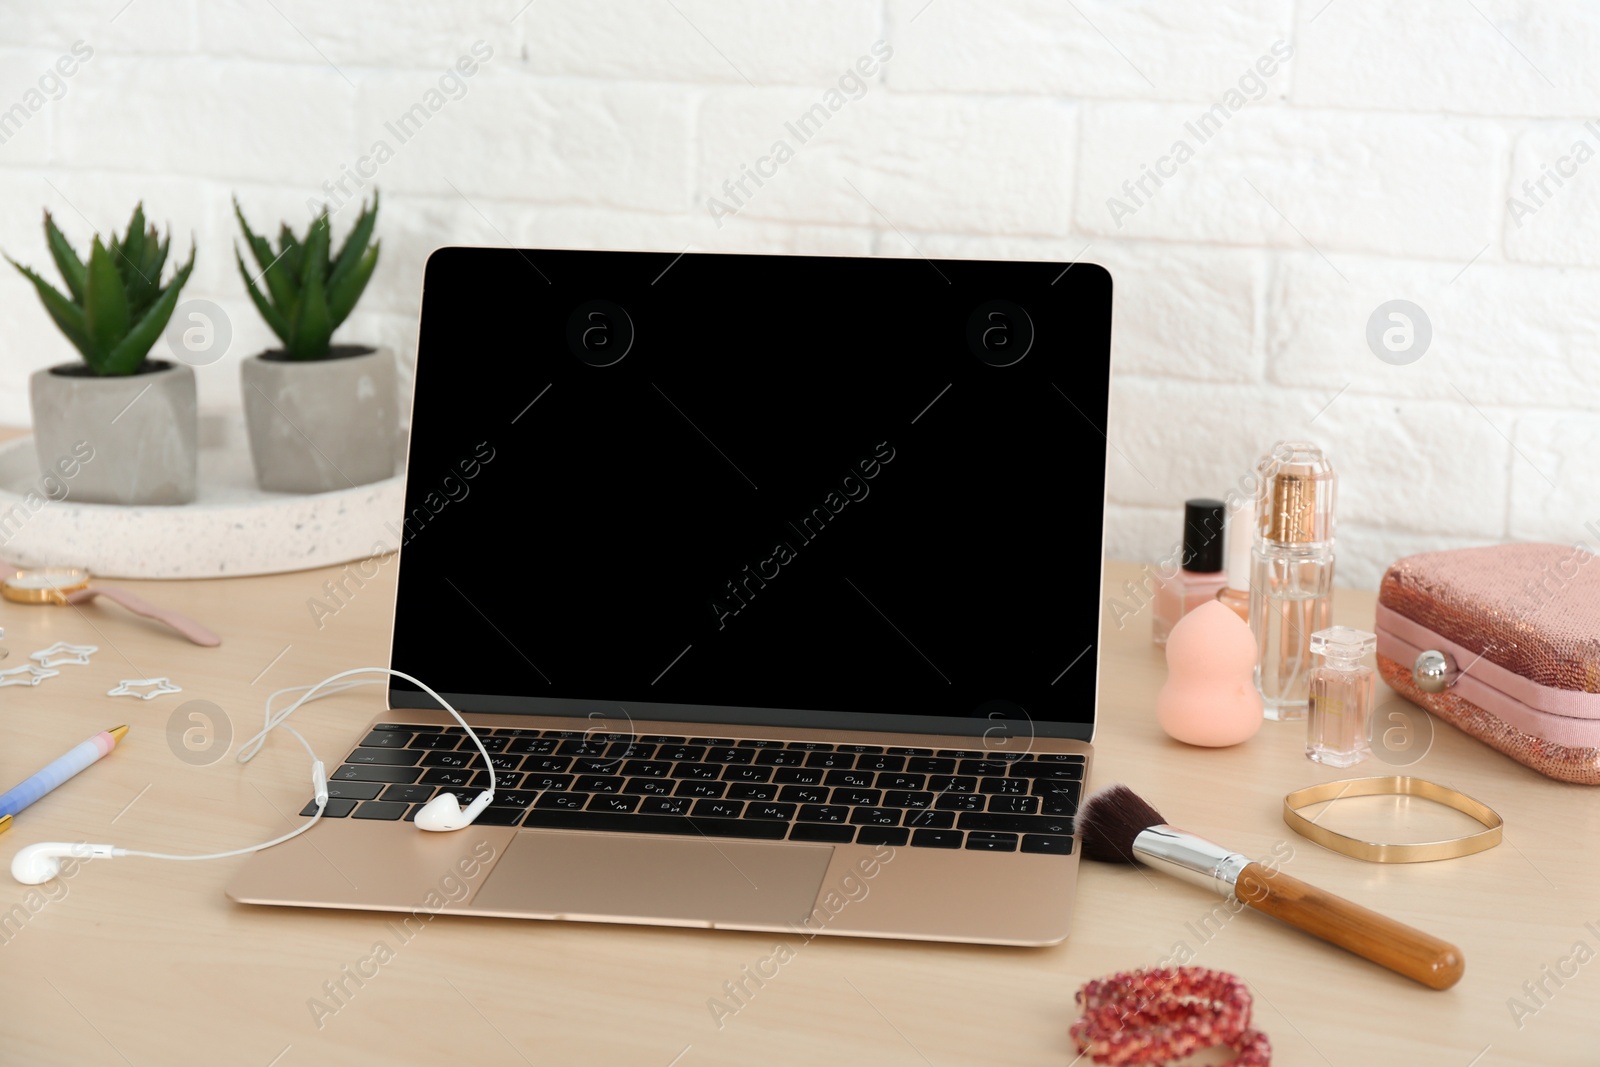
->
[241,344,397,494]
[29,359,198,506]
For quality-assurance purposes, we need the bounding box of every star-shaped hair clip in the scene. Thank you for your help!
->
[0,663,61,687]
[107,677,183,701]
[31,641,99,668]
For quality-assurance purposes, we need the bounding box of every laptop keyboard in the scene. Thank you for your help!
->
[303,725,1084,855]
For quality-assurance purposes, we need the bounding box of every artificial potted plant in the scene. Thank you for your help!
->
[234,193,390,493]
[7,206,197,505]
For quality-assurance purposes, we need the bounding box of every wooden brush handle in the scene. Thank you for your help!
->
[1235,862,1464,990]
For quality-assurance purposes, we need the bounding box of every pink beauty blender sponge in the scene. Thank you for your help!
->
[1157,599,1263,747]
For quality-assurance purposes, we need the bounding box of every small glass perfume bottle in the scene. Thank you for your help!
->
[1250,442,1336,721]
[1306,627,1376,767]
[1153,498,1228,646]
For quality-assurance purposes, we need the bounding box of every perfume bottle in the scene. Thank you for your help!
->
[1249,442,1336,721]
[1215,498,1254,623]
[1153,499,1228,646]
[1306,627,1376,767]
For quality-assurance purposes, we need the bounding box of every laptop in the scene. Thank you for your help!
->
[227,248,1113,946]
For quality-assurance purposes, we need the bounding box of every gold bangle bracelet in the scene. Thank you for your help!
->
[1282,776,1503,863]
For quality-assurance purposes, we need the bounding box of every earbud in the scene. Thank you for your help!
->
[413,791,494,832]
[11,842,118,885]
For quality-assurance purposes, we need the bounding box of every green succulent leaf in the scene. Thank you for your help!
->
[288,261,332,360]
[42,212,86,303]
[329,190,379,290]
[122,202,146,276]
[234,198,298,317]
[236,246,290,345]
[7,255,96,365]
[303,211,331,285]
[276,224,303,283]
[328,239,379,329]
[105,245,194,376]
[84,238,131,371]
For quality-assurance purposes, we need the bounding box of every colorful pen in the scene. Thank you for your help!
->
[0,724,128,832]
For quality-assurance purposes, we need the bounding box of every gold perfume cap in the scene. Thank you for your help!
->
[1257,441,1335,546]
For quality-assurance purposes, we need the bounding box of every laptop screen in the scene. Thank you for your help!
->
[390,249,1111,741]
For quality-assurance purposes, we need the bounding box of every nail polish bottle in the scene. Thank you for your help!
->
[1153,498,1228,646]
[1250,442,1336,721]
[1215,499,1254,624]
[1306,626,1376,767]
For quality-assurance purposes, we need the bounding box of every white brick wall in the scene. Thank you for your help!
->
[2,1,1597,587]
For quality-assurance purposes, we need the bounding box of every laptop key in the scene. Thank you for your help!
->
[475,807,526,826]
[524,756,572,773]
[772,767,825,785]
[904,809,956,829]
[557,740,610,757]
[708,747,754,764]
[524,773,574,791]
[672,763,720,781]
[360,730,412,748]
[912,829,963,849]
[789,824,855,843]
[589,794,640,814]
[755,750,807,766]
[883,790,933,809]
[1038,782,1083,815]
[824,770,873,788]
[966,832,1019,852]
[959,760,1011,777]
[571,757,621,775]
[352,801,409,820]
[660,746,707,762]
[988,795,1041,815]
[535,792,588,810]
[336,765,422,784]
[723,766,771,783]
[786,741,832,751]
[382,784,435,804]
[907,758,956,774]
[747,802,797,821]
[345,747,422,766]
[837,744,884,754]
[628,778,675,796]
[488,754,524,772]
[520,808,787,840]
[675,780,726,799]
[880,773,926,791]
[419,768,474,787]
[301,798,358,817]
[490,790,538,808]
[325,781,384,801]
[1035,753,1088,763]
[736,738,783,748]
[640,735,686,744]
[573,775,625,793]
[638,797,692,816]
[725,783,780,802]
[694,800,744,820]
[888,747,934,757]
[420,750,473,768]
[855,754,904,773]
[855,826,909,847]
[489,772,524,790]
[1021,834,1075,855]
[1011,761,1085,780]
[937,750,984,760]
[780,786,829,804]
[849,808,900,827]
[621,760,672,778]
[797,805,849,824]
[805,751,854,769]
[370,723,413,731]
[409,734,460,750]
[689,737,735,746]
[832,788,882,807]
[958,813,1074,835]
[473,736,510,753]
[927,775,978,793]
[607,743,654,760]
[980,777,1029,796]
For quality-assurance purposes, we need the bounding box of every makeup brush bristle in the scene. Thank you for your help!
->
[1078,784,1167,864]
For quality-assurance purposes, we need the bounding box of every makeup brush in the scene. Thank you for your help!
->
[1079,784,1464,990]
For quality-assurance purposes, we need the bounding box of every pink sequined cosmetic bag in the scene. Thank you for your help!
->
[1376,543,1600,784]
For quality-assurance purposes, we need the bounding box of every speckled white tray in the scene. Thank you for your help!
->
[0,415,406,578]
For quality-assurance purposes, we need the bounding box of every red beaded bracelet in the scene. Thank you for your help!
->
[1070,966,1271,1065]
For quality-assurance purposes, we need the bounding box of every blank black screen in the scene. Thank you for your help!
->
[390,248,1111,740]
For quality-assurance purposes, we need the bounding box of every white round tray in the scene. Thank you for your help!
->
[0,415,406,578]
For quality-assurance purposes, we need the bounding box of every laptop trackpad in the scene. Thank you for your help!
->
[472,831,834,926]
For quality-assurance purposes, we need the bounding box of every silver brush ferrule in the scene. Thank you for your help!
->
[1132,825,1252,898]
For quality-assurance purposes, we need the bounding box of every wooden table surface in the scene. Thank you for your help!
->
[0,558,1594,1066]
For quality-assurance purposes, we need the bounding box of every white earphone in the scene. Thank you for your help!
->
[10,667,496,885]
